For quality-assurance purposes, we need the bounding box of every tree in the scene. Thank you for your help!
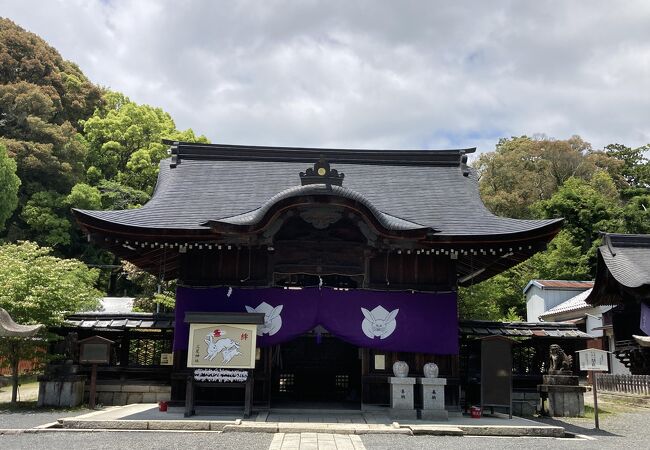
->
[0,18,102,247]
[81,91,208,196]
[474,135,621,218]
[605,143,650,192]
[0,241,101,402]
[0,143,20,232]
[121,261,176,312]
[532,172,626,264]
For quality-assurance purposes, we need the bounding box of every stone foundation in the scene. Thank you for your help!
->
[512,391,540,417]
[389,377,417,419]
[538,374,586,417]
[38,376,86,407]
[418,377,448,420]
[85,383,171,406]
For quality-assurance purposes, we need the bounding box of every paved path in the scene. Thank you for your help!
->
[270,433,365,450]
[0,382,39,403]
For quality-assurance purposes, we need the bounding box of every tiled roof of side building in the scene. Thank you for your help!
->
[523,280,593,294]
[74,142,562,237]
[539,288,594,318]
[599,234,650,289]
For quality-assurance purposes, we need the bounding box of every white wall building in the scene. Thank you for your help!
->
[524,280,594,323]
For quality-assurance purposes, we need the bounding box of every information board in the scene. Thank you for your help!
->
[187,323,257,369]
[577,349,609,372]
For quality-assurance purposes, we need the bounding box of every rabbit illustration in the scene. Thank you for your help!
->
[204,335,241,363]
[245,302,283,336]
[361,306,399,339]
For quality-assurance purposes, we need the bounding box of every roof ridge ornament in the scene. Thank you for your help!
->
[300,158,345,186]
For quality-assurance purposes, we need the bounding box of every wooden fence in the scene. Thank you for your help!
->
[596,373,650,395]
[0,358,41,376]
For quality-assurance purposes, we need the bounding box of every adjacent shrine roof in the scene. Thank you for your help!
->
[73,141,561,239]
[587,233,650,305]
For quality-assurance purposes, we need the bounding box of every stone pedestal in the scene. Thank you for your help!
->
[389,377,417,419]
[418,377,448,420]
[537,374,586,417]
[38,375,87,407]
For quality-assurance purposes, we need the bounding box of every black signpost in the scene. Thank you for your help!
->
[78,335,114,409]
[481,336,514,418]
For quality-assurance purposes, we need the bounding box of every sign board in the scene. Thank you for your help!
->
[160,353,173,366]
[577,349,609,372]
[193,368,248,382]
[187,323,257,369]
[79,335,114,364]
[481,336,514,418]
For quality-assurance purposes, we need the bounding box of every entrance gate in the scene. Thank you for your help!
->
[272,334,361,408]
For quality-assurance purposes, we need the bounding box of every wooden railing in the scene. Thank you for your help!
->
[596,373,650,395]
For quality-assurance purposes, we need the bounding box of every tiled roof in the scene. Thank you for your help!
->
[62,314,591,338]
[537,280,594,289]
[539,288,593,318]
[459,319,592,339]
[599,234,650,289]
[64,313,174,330]
[74,142,562,237]
[524,279,593,294]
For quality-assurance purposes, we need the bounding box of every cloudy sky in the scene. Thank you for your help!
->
[2,0,650,153]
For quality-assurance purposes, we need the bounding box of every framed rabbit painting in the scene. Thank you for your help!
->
[187,323,258,369]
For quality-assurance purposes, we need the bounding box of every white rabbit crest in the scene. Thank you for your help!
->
[245,302,283,336]
[361,306,399,339]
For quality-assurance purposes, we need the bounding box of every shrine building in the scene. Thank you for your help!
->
[72,141,563,409]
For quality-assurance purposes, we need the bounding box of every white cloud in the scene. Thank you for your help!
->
[2,0,649,152]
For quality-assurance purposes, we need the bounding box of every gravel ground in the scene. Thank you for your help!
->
[362,407,650,450]
[0,402,648,449]
[0,408,92,429]
[0,431,274,450]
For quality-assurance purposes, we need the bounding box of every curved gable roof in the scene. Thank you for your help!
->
[74,142,561,238]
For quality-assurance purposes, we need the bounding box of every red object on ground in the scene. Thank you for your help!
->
[470,406,482,418]
[159,401,168,412]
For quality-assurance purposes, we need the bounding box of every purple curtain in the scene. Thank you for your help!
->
[174,287,458,354]
[641,302,650,336]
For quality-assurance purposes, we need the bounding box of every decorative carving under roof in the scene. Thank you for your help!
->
[300,159,344,186]
[0,307,43,337]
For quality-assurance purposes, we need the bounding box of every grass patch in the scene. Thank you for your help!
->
[583,404,612,419]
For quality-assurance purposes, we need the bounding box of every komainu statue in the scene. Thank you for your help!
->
[548,344,573,374]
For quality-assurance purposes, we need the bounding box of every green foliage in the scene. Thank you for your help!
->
[0,143,20,231]
[0,18,102,251]
[459,262,534,320]
[20,191,71,247]
[82,92,208,195]
[533,173,626,256]
[622,194,650,234]
[605,143,650,191]
[95,179,150,210]
[0,19,102,126]
[122,261,176,312]
[65,183,102,210]
[475,135,621,219]
[0,241,101,326]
